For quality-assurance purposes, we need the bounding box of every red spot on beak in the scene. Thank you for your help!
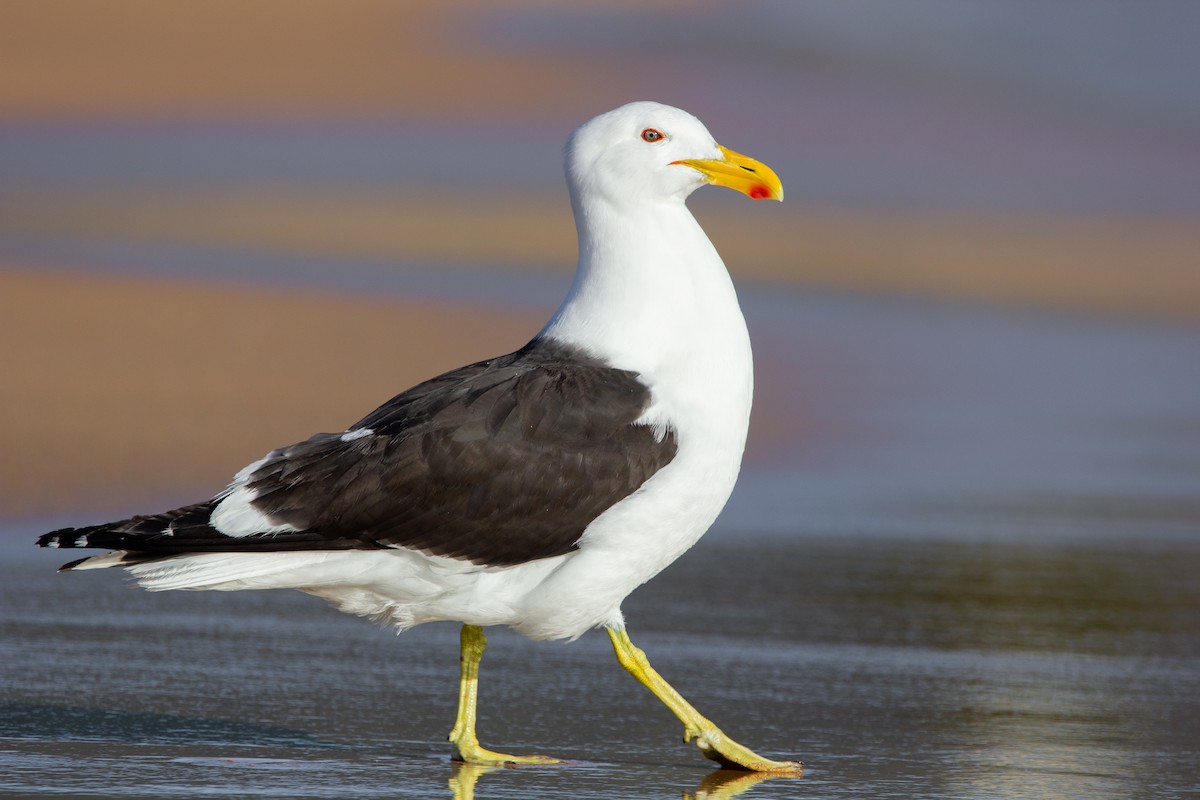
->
[748,185,772,200]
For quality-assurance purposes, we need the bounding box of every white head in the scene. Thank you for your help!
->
[565,101,783,210]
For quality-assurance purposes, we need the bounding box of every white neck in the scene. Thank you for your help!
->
[545,195,746,361]
[540,192,753,447]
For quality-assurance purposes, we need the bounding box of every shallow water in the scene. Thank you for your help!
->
[3,525,1198,799]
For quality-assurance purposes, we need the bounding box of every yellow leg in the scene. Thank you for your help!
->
[447,624,561,766]
[607,626,802,774]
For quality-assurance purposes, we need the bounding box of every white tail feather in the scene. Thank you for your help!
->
[66,551,131,571]
[125,552,351,591]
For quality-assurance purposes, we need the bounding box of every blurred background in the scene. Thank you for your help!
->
[1,0,1198,524]
[3,4,1200,798]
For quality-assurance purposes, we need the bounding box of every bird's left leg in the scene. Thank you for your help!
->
[447,624,561,766]
[607,625,802,773]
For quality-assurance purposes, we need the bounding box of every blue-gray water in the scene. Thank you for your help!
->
[3,529,1198,799]
[3,272,1199,799]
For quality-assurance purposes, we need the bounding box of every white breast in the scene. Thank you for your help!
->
[518,195,754,640]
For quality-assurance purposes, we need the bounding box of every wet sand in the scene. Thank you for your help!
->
[6,254,1200,523]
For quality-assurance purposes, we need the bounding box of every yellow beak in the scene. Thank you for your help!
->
[672,144,784,201]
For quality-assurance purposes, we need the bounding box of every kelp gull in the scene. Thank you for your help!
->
[37,101,797,773]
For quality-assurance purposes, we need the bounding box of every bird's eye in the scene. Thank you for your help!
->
[641,128,664,143]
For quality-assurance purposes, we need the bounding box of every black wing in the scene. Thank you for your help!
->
[39,338,678,568]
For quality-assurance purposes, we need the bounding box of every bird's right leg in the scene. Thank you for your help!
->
[447,624,561,766]
[607,626,802,773]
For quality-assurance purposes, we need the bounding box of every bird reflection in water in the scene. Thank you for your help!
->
[447,761,797,800]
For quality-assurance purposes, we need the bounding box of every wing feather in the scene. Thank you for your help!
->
[39,338,678,569]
